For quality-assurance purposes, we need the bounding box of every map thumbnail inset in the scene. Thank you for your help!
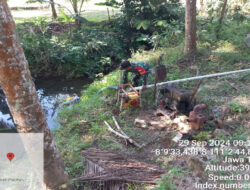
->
[0,133,43,190]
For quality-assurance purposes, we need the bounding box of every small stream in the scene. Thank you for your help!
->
[0,78,91,132]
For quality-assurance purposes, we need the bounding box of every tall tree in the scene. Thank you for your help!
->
[218,0,227,25]
[185,0,197,55]
[215,0,228,38]
[0,1,72,189]
[50,0,57,19]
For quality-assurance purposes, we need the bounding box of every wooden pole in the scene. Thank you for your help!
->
[116,72,122,103]
[107,7,111,23]
[139,89,143,108]
[153,72,157,100]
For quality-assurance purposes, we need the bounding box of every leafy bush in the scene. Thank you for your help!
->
[16,19,130,78]
[109,0,185,50]
[121,0,184,31]
[15,1,186,79]
[229,101,246,114]
[153,167,183,190]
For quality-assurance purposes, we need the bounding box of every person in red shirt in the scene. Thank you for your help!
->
[120,60,150,89]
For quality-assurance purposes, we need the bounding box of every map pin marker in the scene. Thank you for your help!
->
[7,152,15,162]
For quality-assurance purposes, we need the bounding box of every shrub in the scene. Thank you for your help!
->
[16,19,130,78]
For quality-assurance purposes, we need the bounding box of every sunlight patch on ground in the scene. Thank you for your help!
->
[213,41,238,53]
[233,96,249,108]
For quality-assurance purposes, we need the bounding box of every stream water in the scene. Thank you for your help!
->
[0,78,91,131]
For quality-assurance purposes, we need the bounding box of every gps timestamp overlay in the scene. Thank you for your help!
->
[153,139,250,189]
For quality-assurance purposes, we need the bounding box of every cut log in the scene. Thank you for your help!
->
[112,116,126,136]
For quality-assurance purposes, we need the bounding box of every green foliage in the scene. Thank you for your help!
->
[127,183,146,190]
[197,0,249,45]
[198,0,249,22]
[198,19,250,69]
[95,0,122,8]
[153,167,183,190]
[59,9,73,22]
[194,131,212,141]
[229,127,249,142]
[109,0,185,51]
[16,19,130,78]
[122,0,184,28]
[229,100,246,113]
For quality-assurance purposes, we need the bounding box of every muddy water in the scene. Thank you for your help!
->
[0,78,91,131]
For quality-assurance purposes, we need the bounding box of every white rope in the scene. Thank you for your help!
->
[135,68,250,90]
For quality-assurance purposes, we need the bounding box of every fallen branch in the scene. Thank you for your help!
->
[112,116,127,136]
[104,121,142,148]
[104,121,127,139]
[112,116,129,145]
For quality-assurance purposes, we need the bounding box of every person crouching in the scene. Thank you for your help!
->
[120,60,150,89]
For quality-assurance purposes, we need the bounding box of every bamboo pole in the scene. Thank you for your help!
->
[135,68,250,90]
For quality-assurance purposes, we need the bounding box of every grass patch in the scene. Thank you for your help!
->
[81,9,120,22]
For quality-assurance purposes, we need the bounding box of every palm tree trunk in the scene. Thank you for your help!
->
[0,1,72,189]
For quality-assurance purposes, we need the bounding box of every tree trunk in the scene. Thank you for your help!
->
[218,0,227,25]
[50,0,57,19]
[200,0,204,10]
[185,0,197,55]
[72,1,80,25]
[0,1,72,189]
[215,0,228,38]
[107,7,111,23]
